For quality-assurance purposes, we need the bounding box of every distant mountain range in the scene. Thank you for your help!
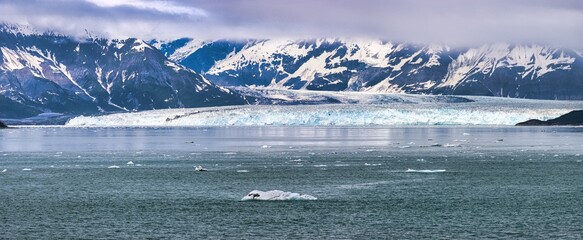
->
[0,25,247,119]
[1,24,583,119]
[153,38,583,99]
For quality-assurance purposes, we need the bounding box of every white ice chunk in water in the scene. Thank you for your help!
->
[406,169,446,173]
[127,161,134,165]
[22,168,32,171]
[242,190,317,201]
[1,169,6,173]
[195,165,207,171]
[107,165,120,169]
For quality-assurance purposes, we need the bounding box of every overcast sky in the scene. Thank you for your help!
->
[0,0,582,47]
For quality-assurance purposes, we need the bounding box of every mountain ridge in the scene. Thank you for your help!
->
[2,24,583,120]
[155,38,583,100]
[0,24,248,119]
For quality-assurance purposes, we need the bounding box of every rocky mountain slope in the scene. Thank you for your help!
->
[0,25,247,119]
[155,39,583,100]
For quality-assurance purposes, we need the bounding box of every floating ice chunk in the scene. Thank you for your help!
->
[236,170,250,173]
[314,164,327,167]
[22,168,32,171]
[127,161,134,165]
[107,165,120,169]
[261,145,271,149]
[364,163,382,166]
[1,169,6,173]
[241,190,317,201]
[406,169,446,173]
[443,144,461,148]
[195,165,207,171]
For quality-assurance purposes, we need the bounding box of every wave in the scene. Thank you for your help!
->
[241,190,317,201]
[406,169,446,173]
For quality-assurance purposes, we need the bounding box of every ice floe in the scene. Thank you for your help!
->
[194,165,207,172]
[406,169,446,173]
[241,190,317,201]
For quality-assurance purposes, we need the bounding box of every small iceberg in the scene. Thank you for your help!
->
[22,168,32,171]
[194,165,207,172]
[107,165,120,169]
[1,169,6,173]
[241,190,317,201]
[236,170,250,173]
[364,163,382,166]
[406,169,446,173]
[127,161,135,165]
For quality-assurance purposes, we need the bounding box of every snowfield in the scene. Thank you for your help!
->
[65,91,583,127]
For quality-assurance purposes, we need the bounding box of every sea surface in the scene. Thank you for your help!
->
[1,126,583,239]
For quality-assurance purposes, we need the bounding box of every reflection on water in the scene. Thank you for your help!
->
[0,126,582,152]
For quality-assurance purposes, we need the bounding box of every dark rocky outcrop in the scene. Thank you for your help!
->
[516,110,583,126]
[0,120,7,128]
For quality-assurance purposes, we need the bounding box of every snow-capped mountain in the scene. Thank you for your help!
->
[156,38,583,100]
[0,25,247,118]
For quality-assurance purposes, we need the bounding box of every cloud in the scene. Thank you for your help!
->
[84,0,207,17]
[0,0,582,47]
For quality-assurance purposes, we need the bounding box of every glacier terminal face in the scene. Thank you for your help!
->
[66,94,583,127]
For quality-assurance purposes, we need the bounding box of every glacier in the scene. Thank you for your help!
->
[65,92,583,127]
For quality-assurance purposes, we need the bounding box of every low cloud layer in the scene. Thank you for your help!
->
[1,0,582,47]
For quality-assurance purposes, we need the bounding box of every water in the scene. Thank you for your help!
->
[1,126,583,239]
